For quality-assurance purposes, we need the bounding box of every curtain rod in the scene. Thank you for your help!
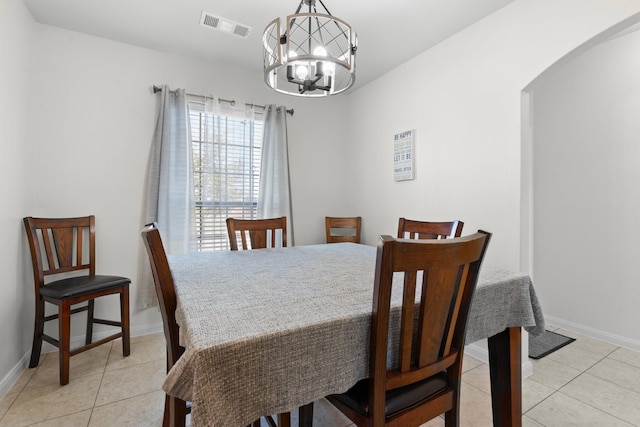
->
[152,85,294,116]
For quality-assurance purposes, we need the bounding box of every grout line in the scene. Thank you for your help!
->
[553,390,634,427]
[549,349,639,425]
[87,368,105,426]
[522,346,615,421]
[22,409,92,427]
[604,350,640,372]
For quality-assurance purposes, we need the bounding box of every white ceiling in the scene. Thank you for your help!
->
[23,0,516,91]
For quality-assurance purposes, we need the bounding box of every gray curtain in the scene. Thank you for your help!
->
[138,86,195,309]
[257,105,294,246]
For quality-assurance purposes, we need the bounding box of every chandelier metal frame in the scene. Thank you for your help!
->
[263,0,357,97]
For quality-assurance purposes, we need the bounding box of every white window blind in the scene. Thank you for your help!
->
[188,101,264,251]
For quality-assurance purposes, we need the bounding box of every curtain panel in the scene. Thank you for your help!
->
[258,105,294,246]
[138,86,195,309]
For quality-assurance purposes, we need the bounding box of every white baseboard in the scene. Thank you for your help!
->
[465,339,533,379]
[464,317,640,382]
[0,322,164,400]
[465,341,489,364]
[544,315,640,352]
[0,352,31,400]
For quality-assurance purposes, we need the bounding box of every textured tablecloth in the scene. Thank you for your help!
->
[164,243,544,427]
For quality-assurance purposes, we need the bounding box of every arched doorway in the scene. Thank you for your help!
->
[520,16,640,350]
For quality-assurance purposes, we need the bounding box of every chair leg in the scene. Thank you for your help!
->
[120,286,131,356]
[59,301,71,386]
[168,395,187,427]
[445,363,463,426]
[85,299,95,345]
[277,412,291,427]
[298,403,314,427]
[29,297,45,368]
[444,408,460,427]
[163,394,170,427]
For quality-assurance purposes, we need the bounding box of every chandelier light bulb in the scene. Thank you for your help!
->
[295,65,309,80]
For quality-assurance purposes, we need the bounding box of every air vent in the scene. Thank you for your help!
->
[202,14,219,29]
[200,11,252,39]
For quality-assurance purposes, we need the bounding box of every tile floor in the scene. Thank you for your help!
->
[0,328,639,426]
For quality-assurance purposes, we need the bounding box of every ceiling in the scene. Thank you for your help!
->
[23,0,516,92]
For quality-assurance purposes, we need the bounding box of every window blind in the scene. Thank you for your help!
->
[188,101,264,251]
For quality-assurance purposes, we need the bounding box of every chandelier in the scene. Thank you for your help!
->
[263,0,357,97]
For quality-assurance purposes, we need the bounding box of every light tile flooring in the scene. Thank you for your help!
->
[1,328,639,426]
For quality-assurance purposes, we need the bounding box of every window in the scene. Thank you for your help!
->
[188,101,264,251]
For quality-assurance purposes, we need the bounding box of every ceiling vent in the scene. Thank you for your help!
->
[200,11,252,39]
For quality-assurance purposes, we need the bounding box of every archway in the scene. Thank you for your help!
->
[520,15,640,350]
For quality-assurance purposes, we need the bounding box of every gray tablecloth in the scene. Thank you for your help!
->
[164,243,544,427]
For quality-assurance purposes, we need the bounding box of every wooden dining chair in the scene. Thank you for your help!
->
[142,223,290,427]
[325,216,362,243]
[326,231,491,427]
[226,217,287,250]
[141,223,190,427]
[397,218,463,240]
[23,215,130,386]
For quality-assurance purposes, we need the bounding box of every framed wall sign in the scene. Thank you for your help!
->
[394,129,415,181]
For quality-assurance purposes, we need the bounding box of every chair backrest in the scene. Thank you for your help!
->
[325,216,362,244]
[397,218,463,240]
[23,216,96,289]
[368,231,490,422]
[141,223,183,368]
[226,217,287,250]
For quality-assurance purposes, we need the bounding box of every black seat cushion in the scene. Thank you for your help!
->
[329,372,449,419]
[40,275,130,300]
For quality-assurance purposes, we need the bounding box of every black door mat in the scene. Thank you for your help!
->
[529,330,576,359]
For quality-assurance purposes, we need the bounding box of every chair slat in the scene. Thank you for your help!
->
[77,224,83,268]
[249,229,268,249]
[417,267,456,365]
[41,229,56,272]
[441,264,469,356]
[52,227,75,269]
[240,230,249,249]
[398,270,417,373]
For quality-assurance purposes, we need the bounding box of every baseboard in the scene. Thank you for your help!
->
[464,317,640,381]
[0,322,164,400]
[465,339,533,378]
[465,341,489,364]
[544,315,640,352]
[0,352,31,400]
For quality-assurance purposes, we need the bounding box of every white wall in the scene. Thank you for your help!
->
[531,29,640,347]
[0,0,36,394]
[345,0,640,272]
[31,24,350,331]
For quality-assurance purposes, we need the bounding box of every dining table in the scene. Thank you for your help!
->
[163,242,545,427]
